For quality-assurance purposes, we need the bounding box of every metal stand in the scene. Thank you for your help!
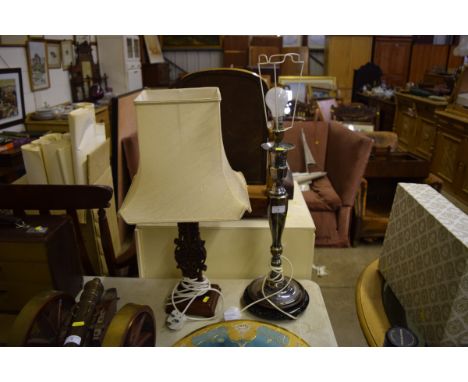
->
[243,112,309,320]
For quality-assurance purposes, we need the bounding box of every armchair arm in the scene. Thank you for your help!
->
[325,122,373,206]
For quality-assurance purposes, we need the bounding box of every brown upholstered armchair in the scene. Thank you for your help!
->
[284,121,373,247]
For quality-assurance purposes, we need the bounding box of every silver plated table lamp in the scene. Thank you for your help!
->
[243,53,309,319]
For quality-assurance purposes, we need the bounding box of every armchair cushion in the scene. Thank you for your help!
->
[303,176,342,211]
[286,121,328,173]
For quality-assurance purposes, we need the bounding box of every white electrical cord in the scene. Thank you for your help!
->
[165,276,224,330]
[165,257,298,329]
[240,255,298,320]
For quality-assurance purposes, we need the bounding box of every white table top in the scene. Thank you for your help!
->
[85,277,337,347]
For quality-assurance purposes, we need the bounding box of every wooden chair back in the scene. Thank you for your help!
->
[315,98,338,123]
[0,184,135,277]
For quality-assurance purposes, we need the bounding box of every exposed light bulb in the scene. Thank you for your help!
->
[265,87,289,118]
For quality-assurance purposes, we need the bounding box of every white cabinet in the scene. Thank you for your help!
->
[97,35,143,95]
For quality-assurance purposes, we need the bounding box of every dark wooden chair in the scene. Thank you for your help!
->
[174,68,269,186]
[0,184,136,277]
[352,62,383,103]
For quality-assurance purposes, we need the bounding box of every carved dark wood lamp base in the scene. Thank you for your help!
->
[165,222,221,318]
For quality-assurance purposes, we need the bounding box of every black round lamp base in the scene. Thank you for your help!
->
[242,288,309,320]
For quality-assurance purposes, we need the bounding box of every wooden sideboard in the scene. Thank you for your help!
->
[394,92,448,162]
[433,109,468,205]
[24,105,110,138]
[394,90,468,206]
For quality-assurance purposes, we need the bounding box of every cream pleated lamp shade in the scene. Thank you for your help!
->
[119,87,252,224]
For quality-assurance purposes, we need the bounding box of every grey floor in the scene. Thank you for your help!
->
[312,241,382,346]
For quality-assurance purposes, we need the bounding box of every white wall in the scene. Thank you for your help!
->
[164,50,223,82]
[0,35,73,132]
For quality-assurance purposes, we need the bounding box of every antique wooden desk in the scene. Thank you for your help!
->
[85,276,337,347]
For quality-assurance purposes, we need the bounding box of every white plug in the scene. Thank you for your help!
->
[224,306,241,321]
[166,310,187,330]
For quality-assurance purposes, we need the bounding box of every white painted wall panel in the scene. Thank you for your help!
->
[164,50,223,81]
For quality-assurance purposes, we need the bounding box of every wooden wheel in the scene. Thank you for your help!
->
[102,303,155,347]
[8,290,75,347]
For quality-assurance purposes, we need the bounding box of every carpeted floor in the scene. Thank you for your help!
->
[312,241,383,346]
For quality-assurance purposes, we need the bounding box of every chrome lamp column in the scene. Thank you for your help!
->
[243,54,309,320]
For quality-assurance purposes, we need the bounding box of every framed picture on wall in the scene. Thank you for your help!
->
[74,35,91,45]
[0,68,26,130]
[144,36,165,63]
[161,35,221,50]
[26,40,50,91]
[61,40,74,70]
[47,41,62,69]
[0,35,28,47]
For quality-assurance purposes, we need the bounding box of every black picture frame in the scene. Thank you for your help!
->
[0,68,26,130]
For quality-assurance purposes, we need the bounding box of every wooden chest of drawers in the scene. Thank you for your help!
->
[0,215,82,313]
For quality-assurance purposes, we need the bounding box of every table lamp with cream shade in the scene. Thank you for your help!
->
[119,87,251,322]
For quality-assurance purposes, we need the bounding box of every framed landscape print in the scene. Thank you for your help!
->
[61,40,73,70]
[47,41,62,69]
[0,68,26,129]
[26,40,50,91]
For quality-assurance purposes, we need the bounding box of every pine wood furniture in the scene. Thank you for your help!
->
[394,91,448,162]
[24,104,110,138]
[326,36,373,103]
[433,109,468,205]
